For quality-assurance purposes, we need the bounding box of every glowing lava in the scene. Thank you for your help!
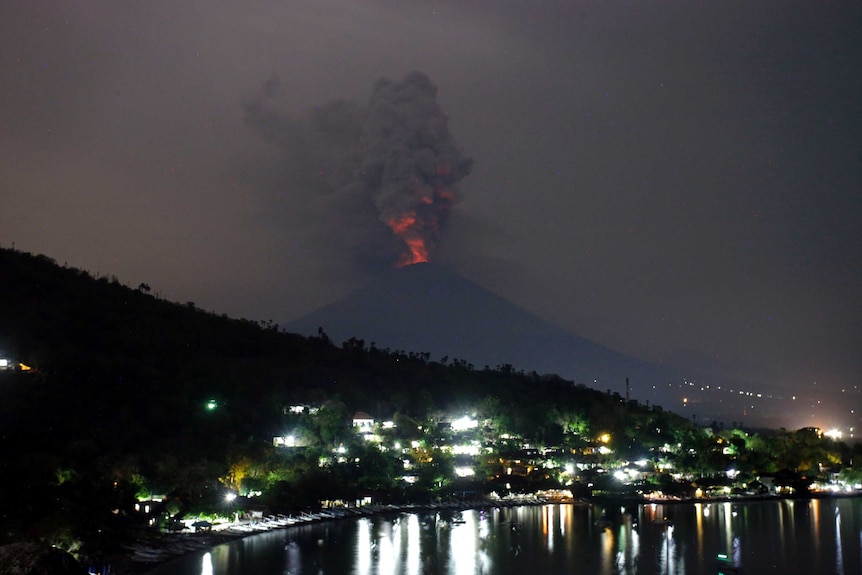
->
[387,213,430,267]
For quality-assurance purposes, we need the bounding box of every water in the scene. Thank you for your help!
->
[146,498,862,575]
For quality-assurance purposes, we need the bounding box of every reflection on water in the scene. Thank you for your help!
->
[835,507,844,575]
[200,552,212,575]
[146,498,862,575]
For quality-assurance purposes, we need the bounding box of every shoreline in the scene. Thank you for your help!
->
[104,491,861,575]
[106,496,547,575]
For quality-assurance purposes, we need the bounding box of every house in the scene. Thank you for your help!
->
[352,412,375,432]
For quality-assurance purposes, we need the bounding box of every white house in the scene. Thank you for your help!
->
[352,412,375,431]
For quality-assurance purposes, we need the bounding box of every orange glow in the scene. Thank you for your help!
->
[437,189,456,202]
[401,236,429,266]
[388,214,417,235]
[387,213,430,267]
[435,162,452,176]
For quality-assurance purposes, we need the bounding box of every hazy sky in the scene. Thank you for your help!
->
[2,1,860,426]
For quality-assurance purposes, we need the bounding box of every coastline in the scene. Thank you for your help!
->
[106,496,547,575]
[104,491,862,575]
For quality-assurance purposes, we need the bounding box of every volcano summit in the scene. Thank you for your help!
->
[286,263,683,400]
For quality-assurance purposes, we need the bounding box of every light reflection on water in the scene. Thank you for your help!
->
[200,552,212,575]
[146,498,862,575]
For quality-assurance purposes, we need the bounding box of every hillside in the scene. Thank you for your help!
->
[286,262,677,395]
[0,248,673,527]
[16,247,844,567]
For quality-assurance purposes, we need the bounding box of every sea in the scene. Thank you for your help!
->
[145,497,862,575]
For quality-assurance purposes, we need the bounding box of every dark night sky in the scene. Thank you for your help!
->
[2,1,860,429]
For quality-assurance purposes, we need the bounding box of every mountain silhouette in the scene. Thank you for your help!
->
[286,263,681,399]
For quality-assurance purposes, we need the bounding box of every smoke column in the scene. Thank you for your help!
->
[244,71,472,268]
[358,72,473,266]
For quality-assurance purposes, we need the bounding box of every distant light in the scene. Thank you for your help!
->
[824,429,843,440]
[225,492,237,502]
[206,400,218,410]
[454,466,475,477]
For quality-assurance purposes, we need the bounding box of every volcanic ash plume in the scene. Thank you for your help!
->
[358,72,473,266]
[244,71,472,268]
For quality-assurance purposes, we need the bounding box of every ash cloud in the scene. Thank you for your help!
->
[244,71,472,269]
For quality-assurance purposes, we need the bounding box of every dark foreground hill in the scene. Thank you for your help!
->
[3,247,857,568]
[0,250,615,433]
[1,247,687,551]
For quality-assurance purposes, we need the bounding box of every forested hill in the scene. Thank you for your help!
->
[0,246,675,437]
[0,246,696,551]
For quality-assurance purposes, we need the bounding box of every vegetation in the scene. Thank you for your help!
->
[1,246,860,563]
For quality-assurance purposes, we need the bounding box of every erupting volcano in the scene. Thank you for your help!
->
[387,213,429,267]
[385,183,458,267]
[360,72,472,267]
[244,71,471,269]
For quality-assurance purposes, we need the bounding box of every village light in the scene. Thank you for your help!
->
[599,433,611,444]
[273,435,296,447]
[452,416,478,431]
[225,492,237,502]
[453,443,480,456]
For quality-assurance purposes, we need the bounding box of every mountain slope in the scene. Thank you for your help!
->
[286,263,679,395]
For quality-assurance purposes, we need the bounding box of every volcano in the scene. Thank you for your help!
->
[285,263,683,397]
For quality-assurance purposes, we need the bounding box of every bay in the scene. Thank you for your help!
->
[146,498,862,575]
